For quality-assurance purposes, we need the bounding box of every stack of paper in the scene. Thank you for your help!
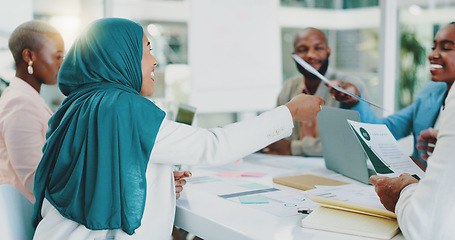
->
[301,195,400,239]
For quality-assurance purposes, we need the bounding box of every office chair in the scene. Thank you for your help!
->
[0,184,34,240]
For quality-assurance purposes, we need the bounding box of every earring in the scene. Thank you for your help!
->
[28,60,33,75]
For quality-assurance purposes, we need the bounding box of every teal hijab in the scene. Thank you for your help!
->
[32,18,165,235]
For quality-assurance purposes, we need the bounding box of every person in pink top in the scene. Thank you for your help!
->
[0,20,65,202]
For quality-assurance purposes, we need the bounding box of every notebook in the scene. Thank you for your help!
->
[317,106,376,184]
[273,174,349,191]
[301,205,399,239]
[301,195,399,239]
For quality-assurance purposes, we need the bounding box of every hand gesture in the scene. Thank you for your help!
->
[416,128,438,161]
[285,94,325,122]
[369,173,419,212]
[173,171,192,200]
[327,80,359,107]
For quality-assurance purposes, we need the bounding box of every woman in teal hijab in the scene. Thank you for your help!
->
[32,18,324,239]
[33,18,165,236]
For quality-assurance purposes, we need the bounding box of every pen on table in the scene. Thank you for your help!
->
[298,209,313,214]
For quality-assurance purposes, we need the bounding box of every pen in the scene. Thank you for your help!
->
[297,209,313,214]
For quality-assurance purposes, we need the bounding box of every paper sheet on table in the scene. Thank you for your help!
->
[304,184,386,211]
[225,189,319,217]
[186,175,318,217]
[244,153,325,170]
[347,120,425,179]
[202,161,290,176]
[291,54,385,111]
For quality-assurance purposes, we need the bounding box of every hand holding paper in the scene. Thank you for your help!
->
[292,54,386,111]
[370,173,418,212]
[416,127,438,161]
[328,80,360,107]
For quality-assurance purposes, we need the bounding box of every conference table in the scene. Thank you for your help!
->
[174,153,404,240]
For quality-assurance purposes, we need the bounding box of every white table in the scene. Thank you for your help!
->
[175,153,404,240]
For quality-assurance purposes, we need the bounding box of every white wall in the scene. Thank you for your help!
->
[188,0,282,113]
[0,0,33,80]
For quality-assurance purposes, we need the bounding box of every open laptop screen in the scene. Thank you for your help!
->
[317,106,375,184]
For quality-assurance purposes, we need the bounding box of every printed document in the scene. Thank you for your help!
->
[347,120,425,179]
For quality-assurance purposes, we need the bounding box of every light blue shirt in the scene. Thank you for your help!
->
[351,81,447,162]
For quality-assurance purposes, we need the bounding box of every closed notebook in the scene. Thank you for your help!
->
[301,195,400,240]
[273,174,349,191]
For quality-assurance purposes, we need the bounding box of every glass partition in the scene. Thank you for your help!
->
[6,0,455,124]
[397,1,455,109]
[280,0,378,9]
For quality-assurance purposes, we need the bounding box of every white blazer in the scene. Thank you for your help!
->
[33,105,294,240]
[396,85,455,239]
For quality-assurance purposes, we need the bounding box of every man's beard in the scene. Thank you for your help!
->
[295,56,329,80]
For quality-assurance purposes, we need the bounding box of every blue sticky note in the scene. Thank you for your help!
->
[288,164,312,169]
[239,195,269,204]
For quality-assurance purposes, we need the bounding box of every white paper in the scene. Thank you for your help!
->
[304,184,386,210]
[347,120,425,179]
[226,190,319,217]
[291,54,385,111]
[186,174,318,217]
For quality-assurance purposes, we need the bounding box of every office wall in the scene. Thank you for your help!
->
[188,0,282,113]
[0,0,33,81]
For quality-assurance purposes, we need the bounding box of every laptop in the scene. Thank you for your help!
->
[175,103,197,125]
[317,106,376,184]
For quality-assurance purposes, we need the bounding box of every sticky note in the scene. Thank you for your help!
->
[216,171,242,177]
[241,172,267,177]
[239,195,269,204]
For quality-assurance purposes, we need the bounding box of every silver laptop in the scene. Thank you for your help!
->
[317,106,376,184]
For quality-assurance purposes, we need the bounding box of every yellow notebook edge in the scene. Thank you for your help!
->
[272,178,311,190]
[301,207,400,240]
[306,194,397,219]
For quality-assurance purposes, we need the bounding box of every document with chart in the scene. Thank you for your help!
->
[347,120,425,180]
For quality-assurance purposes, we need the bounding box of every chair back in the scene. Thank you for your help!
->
[0,184,34,240]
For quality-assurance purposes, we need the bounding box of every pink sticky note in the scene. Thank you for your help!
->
[216,171,243,177]
[241,172,267,177]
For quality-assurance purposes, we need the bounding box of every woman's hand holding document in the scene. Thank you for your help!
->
[347,120,425,180]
